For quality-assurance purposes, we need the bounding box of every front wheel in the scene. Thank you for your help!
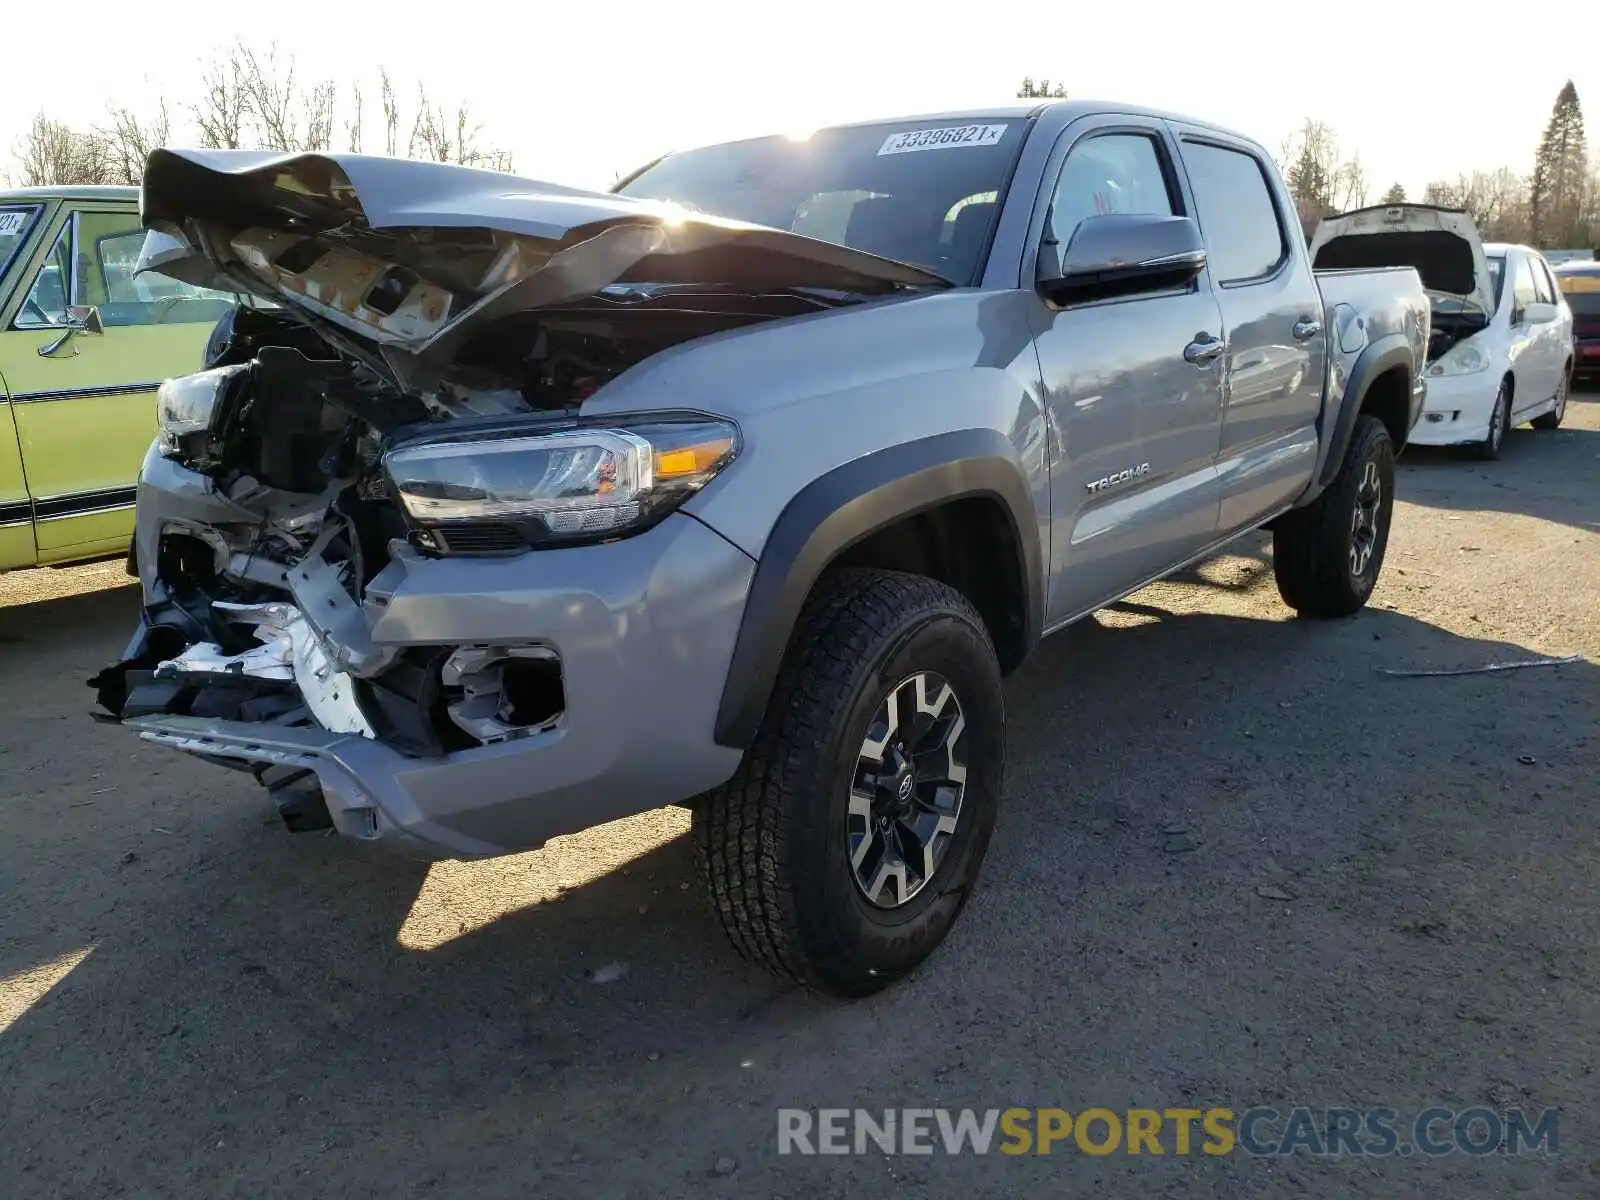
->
[695,569,1005,997]
[1273,414,1396,618]
[1470,380,1512,460]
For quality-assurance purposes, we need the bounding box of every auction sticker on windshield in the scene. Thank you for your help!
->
[0,211,28,236]
[877,125,1008,156]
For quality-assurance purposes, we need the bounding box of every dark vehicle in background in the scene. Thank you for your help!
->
[1554,259,1600,384]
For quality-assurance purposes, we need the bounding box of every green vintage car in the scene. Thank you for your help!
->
[0,185,237,571]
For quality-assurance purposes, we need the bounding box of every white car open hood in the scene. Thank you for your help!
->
[1310,204,1494,315]
[137,148,949,382]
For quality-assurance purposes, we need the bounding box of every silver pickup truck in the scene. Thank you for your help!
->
[94,101,1428,996]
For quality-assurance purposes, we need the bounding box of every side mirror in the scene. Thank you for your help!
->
[1037,213,1207,306]
[66,304,105,334]
[37,305,104,357]
[1523,301,1557,325]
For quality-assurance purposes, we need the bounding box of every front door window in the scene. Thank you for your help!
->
[11,211,237,331]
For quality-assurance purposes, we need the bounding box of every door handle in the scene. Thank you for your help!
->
[1292,317,1322,341]
[1183,334,1225,365]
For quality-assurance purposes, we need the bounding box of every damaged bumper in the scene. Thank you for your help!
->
[1406,371,1499,446]
[104,458,754,858]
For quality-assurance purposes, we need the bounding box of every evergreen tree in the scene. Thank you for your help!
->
[1529,81,1588,247]
[1017,78,1068,99]
[1381,182,1407,205]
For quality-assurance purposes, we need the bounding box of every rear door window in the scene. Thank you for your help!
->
[1179,141,1288,284]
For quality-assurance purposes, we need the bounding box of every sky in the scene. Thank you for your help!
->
[3,0,1596,200]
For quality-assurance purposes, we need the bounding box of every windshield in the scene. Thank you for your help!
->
[1486,256,1506,308]
[615,117,1032,285]
[0,204,41,279]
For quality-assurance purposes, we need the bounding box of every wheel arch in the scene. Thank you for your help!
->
[712,429,1042,749]
[1310,335,1415,495]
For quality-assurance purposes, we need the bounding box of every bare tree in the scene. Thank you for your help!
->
[9,41,514,186]
[12,113,111,186]
[97,99,171,184]
[344,82,363,155]
[1420,170,1533,243]
[233,40,340,153]
[405,85,512,169]
[380,69,402,157]
[194,44,251,150]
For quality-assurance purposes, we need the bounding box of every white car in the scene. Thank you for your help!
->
[1311,206,1574,459]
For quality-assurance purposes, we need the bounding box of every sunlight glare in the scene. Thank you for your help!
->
[0,946,95,1035]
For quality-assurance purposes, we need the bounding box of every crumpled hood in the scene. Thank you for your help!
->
[137,148,949,382]
[1309,204,1494,315]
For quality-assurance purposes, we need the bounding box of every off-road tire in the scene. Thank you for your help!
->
[695,568,1005,998]
[1273,414,1395,618]
[1531,366,1570,430]
[1470,379,1512,460]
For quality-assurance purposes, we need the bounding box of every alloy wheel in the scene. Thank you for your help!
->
[847,672,968,909]
[1349,458,1383,578]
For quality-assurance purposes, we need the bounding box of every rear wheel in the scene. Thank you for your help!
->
[695,569,1005,997]
[1273,414,1395,618]
[1531,365,1570,430]
[1470,379,1512,460]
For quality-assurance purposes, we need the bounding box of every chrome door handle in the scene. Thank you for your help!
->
[1292,318,1323,341]
[1184,335,1225,365]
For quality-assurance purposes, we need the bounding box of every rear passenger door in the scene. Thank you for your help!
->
[1172,128,1326,536]
[1030,117,1227,625]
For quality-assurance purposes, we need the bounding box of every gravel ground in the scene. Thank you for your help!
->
[2,393,1598,1199]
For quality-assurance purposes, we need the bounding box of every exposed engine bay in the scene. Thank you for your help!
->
[91,287,841,827]
[1426,303,1489,363]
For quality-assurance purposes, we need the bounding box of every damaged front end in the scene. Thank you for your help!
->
[92,149,906,854]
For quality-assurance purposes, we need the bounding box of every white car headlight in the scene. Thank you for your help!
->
[385,416,739,552]
[157,364,247,454]
[1428,340,1490,377]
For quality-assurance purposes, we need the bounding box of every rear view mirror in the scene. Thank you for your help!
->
[1037,214,1207,306]
[1523,301,1557,325]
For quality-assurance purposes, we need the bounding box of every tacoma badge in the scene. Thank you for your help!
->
[1086,463,1151,493]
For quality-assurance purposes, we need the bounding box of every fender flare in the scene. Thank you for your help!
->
[1312,334,1415,491]
[712,428,1042,749]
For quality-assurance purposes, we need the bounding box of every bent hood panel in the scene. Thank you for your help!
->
[1309,204,1493,314]
[137,148,949,369]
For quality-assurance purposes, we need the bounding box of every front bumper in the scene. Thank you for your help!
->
[114,457,755,858]
[1405,370,1499,446]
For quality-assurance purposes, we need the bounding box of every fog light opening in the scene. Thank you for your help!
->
[439,646,565,746]
[498,658,565,728]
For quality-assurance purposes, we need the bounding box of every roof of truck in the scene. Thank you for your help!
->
[647,100,1267,159]
[0,184,139,202]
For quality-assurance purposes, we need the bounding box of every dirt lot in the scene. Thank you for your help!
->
[3,394,1598,1199]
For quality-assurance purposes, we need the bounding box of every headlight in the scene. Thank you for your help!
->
[1428,340,1490,377]
[385,416,739,552]
[156,364,246,455]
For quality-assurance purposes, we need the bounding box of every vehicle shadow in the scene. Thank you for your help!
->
[5,576,1597,1197]
[1396,392,1600,532]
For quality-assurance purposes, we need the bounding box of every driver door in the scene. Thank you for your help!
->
[0,202,236,561]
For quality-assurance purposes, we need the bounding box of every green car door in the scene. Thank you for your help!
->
[0,196,235,566]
